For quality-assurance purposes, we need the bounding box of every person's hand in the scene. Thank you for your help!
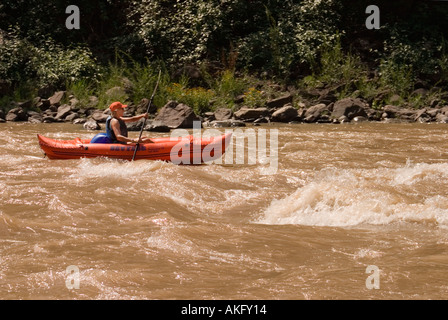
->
[142,113,148,119]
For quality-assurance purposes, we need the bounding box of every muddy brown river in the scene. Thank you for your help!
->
[1,122,448,299]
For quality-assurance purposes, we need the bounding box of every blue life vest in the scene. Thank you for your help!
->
[105,116,128,143]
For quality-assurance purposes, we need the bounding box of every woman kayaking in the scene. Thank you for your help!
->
[106,101,154,144]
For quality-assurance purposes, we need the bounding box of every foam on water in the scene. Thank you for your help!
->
[71,158,170,180]
[257,162,448,228]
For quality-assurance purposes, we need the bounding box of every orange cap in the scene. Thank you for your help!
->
[109,101,128,111]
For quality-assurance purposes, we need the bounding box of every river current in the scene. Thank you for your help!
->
[1,122,448,299]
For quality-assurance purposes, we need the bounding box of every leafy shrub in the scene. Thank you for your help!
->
[204,69,248,108]
[166,83,215,115]
[128,0,223,66]
[0,31,99,91]
[243,87,265,108]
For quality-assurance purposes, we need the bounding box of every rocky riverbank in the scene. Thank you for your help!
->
[2,88,448,133]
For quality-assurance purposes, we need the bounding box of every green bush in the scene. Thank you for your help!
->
[0,31,99,92]
[127,0,223,66]
[166,82,215,115]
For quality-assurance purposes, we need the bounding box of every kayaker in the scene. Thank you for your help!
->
[106,101,153,144]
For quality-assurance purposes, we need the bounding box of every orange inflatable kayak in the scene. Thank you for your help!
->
[37,133,232,163]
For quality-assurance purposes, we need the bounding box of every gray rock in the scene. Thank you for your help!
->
[353,116,368,122]
[55,104,72,120]
[69,98,80,108]
[253,117,269,124]
[6,107,28,121]
[214,108,233,121]
[49,91,66,107]
[73,118,87,125]
[338,115,350,123]
[17,100,33,109]
[126,118,145,131]
[90,110,109,123]
[234,107,269,121]
[331,98,368,120]
[266,93,293,109]
[203,112,215,121]
[145,120,171,132]
[65,112,79,122]
[304,104,329,123]
[154,101,200,129]
[42,116,57,123]
[426,108,440,118]
[271,104,298,122]
[137,98,157,114]
[383,105,417,120]
[27,111,43,123]
[28,116,43,124]
[83,119,101,130]
[37,99,51,111]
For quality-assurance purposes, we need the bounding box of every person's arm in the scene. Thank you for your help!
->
[121,113,148,123]
[111,118,140,144]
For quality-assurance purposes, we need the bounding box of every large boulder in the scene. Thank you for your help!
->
[383,105,417,121]
[271,104,298,122]
[28,112,44,124]
[65,112,79,122]
[144,120,171,132]
[83,119,101,130]
[6,107,28,122]
[17,100,33,109]
[331,98,368,120]
[266,93,293,109]
[303,104,329,123]
[73,118,87,125]
[234,107,269,121]
[153,101,200,129]
[55,104,72,120]
[36,98,51,111]
[214,108,233,121]
[48,91,66,107]
[90,110,109,123]
[137,98,157,114]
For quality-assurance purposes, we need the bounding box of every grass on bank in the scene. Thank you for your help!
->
[299,37,448,110]
[61,54,253,114]
[2,44,448,115]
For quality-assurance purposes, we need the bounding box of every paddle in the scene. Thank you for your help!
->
[132,69,162,161]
